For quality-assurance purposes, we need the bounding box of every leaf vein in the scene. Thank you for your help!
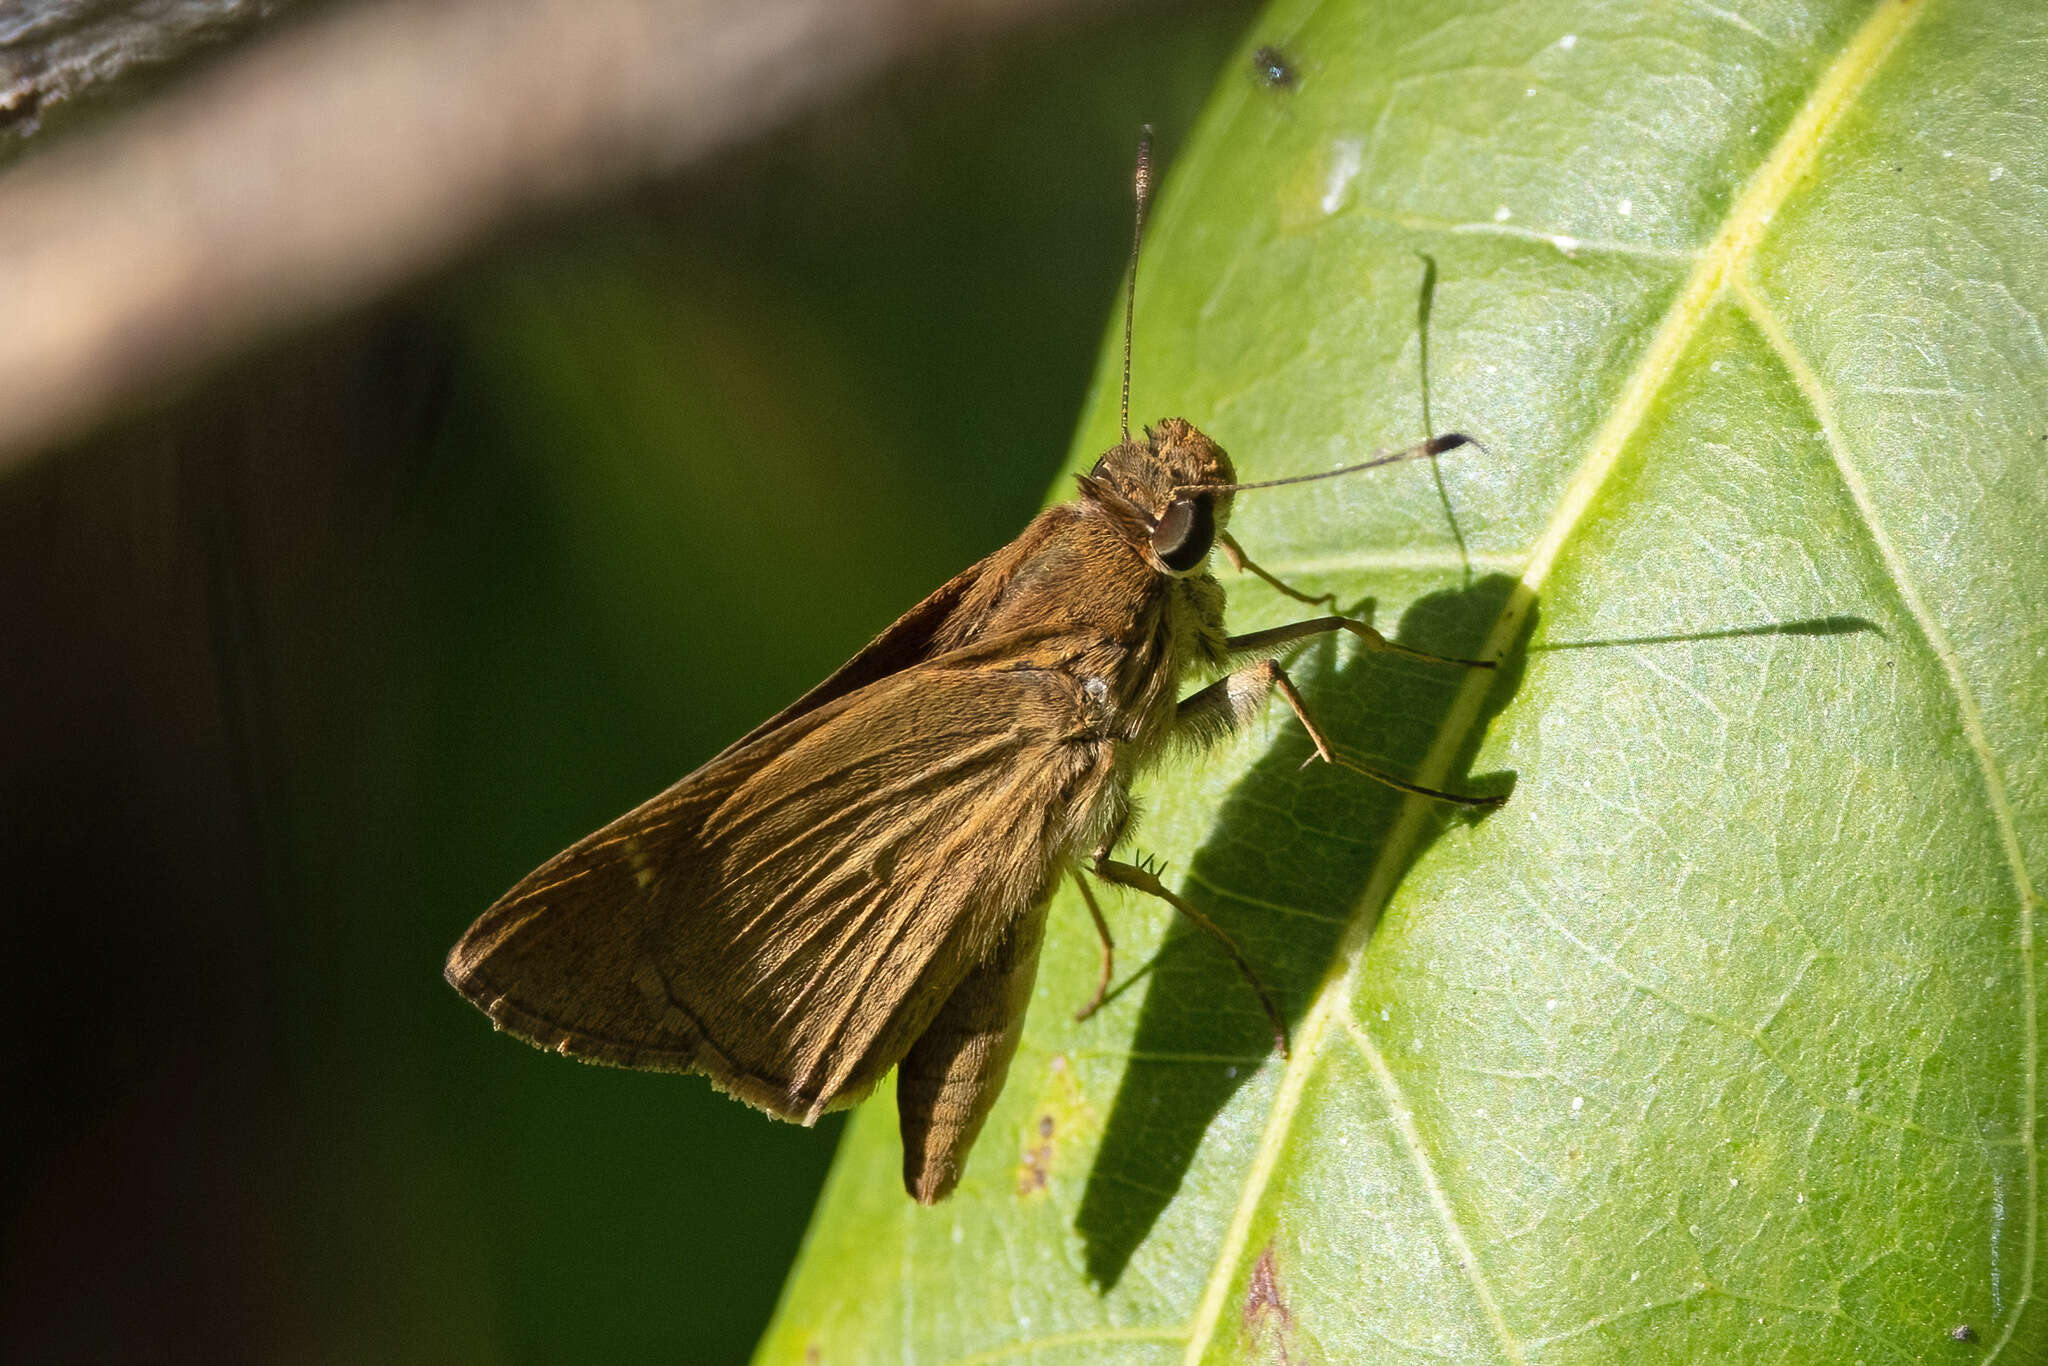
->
[1529,900,2002,1146]
[1734,276,2040,1360]
[1178,3,1931,1359]
[1340,1012,1530,1363]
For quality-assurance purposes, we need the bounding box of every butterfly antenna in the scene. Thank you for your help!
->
[1192,433,1491,496]
[1120,125,1154,446]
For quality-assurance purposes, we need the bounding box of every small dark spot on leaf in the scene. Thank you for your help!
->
[1951,1323,1978,1343]
[1017,1114,1054,1194]
[1251,45,1298,91]
[805,1345,822,1364]
[1242,1245,1300,1363]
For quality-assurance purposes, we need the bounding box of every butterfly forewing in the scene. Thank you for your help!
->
[445,654,1117,1123]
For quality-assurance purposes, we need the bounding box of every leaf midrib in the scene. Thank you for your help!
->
[1177,2,1936,1362]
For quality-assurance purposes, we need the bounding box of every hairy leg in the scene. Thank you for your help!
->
[1176,655,1504,807]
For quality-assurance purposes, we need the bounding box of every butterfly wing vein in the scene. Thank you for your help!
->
[445,661,1115,1123]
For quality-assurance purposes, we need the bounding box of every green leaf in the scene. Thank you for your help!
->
[756,0,2046,1360]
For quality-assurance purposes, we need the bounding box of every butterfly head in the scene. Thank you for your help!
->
[1077,417,1236,576]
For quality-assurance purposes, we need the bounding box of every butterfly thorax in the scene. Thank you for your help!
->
[947,418,1238,760]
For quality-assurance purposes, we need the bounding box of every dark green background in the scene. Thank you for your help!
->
[0,5,1261,1362]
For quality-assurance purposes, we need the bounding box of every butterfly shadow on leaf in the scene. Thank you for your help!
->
[1073,570,1534,1289]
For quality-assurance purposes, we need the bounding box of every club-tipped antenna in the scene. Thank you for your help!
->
[1120,125,1155,446]
[1187,432,1488,496]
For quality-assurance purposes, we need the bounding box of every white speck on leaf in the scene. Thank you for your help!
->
[1559,33,1577,50]
[1494,205,1512,222]
[1618,197,1633,216]
[1571,1096,1584,1113]
[1322,139,1364,215]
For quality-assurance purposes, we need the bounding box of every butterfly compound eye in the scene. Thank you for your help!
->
[1150,496,1215,573]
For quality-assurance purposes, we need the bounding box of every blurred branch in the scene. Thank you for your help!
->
[0,0,1126,475]
[1,0,289,137]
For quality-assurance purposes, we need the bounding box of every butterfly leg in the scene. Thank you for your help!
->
[1227,615,1497,671]
[1177,657,1504,807]
[1218,531,1338,608]
[1089,847,1291,1058]
[1071,802,1136,1024]
[1071,872,1117,1023]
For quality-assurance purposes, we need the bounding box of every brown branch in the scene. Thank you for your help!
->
[1,0,291,138]
[0,0,1126,475]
